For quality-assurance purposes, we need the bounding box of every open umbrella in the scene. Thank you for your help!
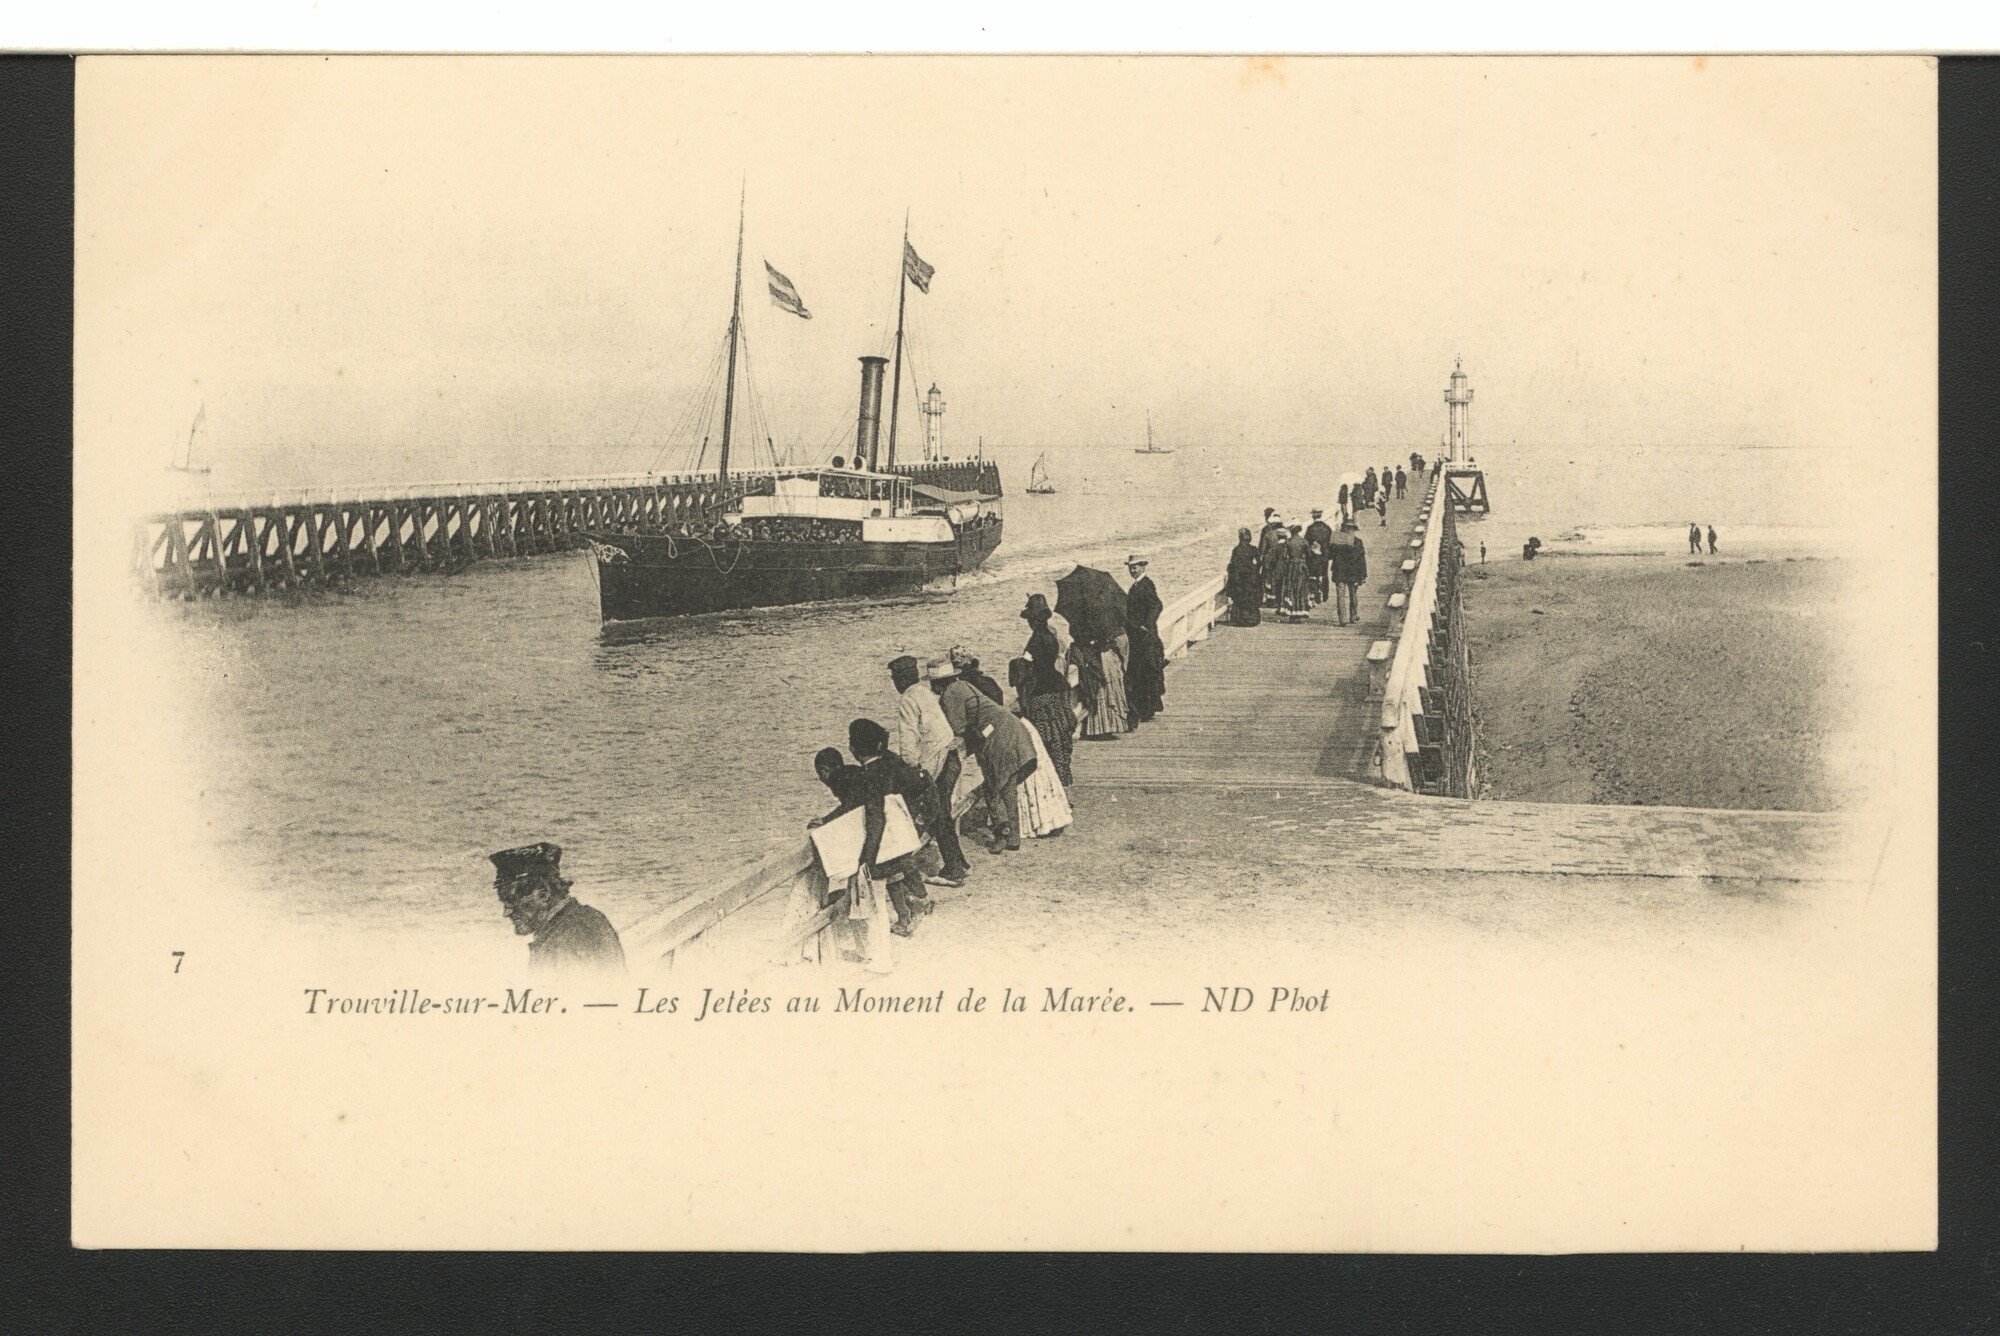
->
[1054,565,1128,643]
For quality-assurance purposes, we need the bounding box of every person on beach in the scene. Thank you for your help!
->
[1276,525,1314,622]
[889,654,970,887]
[931,657,1040,854]
[1005,658,1075,838]
[1305,509,1335,605]
[1707,525,1718,555]
[1327,516,1367,625]
[1395,467,1408,498]
[1480,541,1487,565]
[1017,595,1076,786]
[1123,555,1168,725]
[1226,528,1264,627]
[1689,522,1702,554]
[489,841,625,982]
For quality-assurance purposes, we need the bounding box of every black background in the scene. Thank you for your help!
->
[5,53,1995,1334]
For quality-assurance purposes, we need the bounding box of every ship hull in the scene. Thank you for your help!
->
[587,519,1003,621]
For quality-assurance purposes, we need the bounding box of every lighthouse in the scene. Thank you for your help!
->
[1445,357,1473,464]
[919,383,947,461]
[1440,358,1491,515]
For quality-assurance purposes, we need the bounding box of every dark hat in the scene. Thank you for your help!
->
[888,653,921,675]
[490,841,563,889]
[1020,592,1052,620]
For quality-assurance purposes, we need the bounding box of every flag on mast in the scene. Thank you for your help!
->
[902,240,934,293]
[764,261,811,319]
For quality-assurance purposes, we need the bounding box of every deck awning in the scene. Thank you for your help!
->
[912,483,1000,505]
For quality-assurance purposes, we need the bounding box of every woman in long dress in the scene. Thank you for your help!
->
[1069,632,1131,740]
[1006,659,1073,837]
[1225,527,1263,627]
[1014,603,1076,786]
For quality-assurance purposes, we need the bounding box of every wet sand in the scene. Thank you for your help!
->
[1462,553,1851,811]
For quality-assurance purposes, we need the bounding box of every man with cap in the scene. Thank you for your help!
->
[488,842,625,980]
[930,655,1040,853]
[1304,509,1335,606]
[888,654,969,887]
[1326,515,1368,626]
[1122,554,1167,725]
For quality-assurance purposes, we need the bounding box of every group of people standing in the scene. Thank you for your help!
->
[797,554,1171,961]
[1687,522,1719,556]
[1226,503,1371,628]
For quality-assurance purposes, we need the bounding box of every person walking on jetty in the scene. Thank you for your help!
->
[1305,509,1335,606]
[1276,525,1314,622]
[489,841,625,982]
[1122,555,1168,725]
[1017,594,1076,786]
[1005,658,1074,838]
[1259,511,1287,605]
[889,654,970,888]
[1226,527,1263,627]
[1707,525,1718,555]
[1688,522,1703,554]
[1376,489,1389,525]
[1337,483,1350,521]
[931,657,1039,853]
[1362,467,1378,506]
[1395,467,1408,498]
[1327,516,1367,626]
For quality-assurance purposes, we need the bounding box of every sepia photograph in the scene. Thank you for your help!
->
[70,54,1937,1252]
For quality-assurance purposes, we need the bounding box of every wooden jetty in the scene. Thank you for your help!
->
[132,460,1003,599]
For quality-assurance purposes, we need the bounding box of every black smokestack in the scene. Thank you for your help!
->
[856,356,888,471]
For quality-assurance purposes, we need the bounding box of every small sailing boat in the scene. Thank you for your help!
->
[168,405,212,475]
[1133,411,1173,455]
[1026,452,1056,494]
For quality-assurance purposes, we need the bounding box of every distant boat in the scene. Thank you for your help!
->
[168,405,211,475]
[1026,452,1056,494]
[1133,411,1173,455]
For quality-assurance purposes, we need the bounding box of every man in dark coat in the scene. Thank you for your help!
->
[1395,467,1408,498]
[1258,511,1287,605]
[1326,517,1368,626]
[489,842,625,981]
[843,720,940,936]
[1225,527,1262,626]
[1122,555,1167,724]
[1304,509,1335,606]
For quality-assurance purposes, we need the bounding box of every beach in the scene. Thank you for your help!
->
[1461,552,1852,811]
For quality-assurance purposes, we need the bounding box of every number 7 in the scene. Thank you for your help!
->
[172,951,184,974]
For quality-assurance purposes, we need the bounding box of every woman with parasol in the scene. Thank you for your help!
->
[1057,565,1134,740]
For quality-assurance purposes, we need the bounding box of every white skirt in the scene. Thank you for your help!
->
[1017,721,1074,837]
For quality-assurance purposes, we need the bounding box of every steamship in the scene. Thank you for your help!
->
[582,204,1003,623]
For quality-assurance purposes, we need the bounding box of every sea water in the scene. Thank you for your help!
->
[143,439,1825,942]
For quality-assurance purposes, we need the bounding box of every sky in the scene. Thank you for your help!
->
[77,55,1934,484]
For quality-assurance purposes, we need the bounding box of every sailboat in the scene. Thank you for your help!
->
[1026,452,1056,494]
[579,195,1005,622]
[168,405,212,475]
[1133,411,1173,455]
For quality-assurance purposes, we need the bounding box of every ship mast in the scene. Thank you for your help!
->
[886,210,910,470]
[718,184,746,485]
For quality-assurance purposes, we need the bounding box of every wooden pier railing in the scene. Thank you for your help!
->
[134,461,1005,600]
[1375,475,1477,797]
[619,567,1237,975]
